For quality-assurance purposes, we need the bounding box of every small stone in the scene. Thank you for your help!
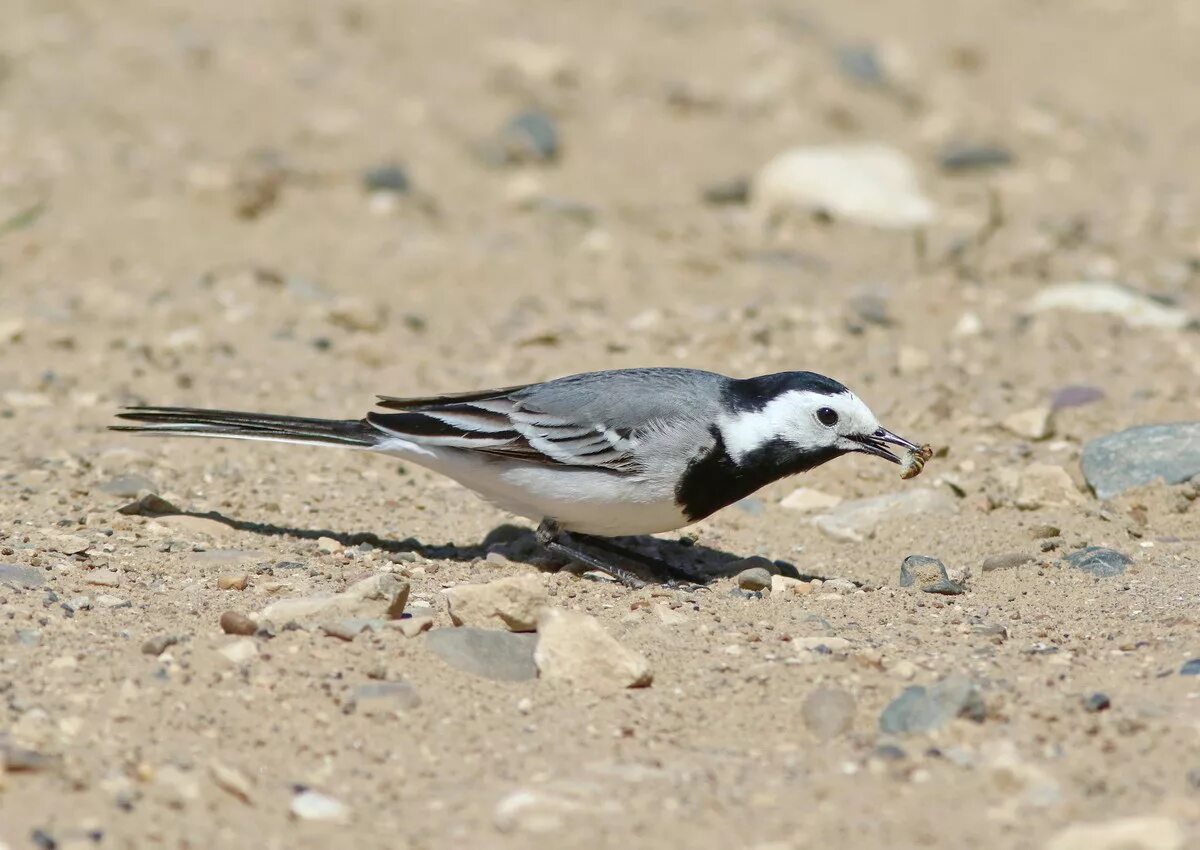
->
[425,627,538,682]
[352,681,421,714]
[50,534,90,555]
[982,552,1033,572]
[836,44,887,86]
[1,742,56,772]
[99,474,156,497]
[116,491,181,517]
[1064,547,1131,578]
[397,615,434,638]
[218,638,258,665]
[1082,423,1200,500]
[0,564,45,589]
[534,608,652,690]
[736,567,773,592]
[219,611,257,636]
[1044,816,1184,850]
[1179,659,1200,676]
[1002,407,1054,440]
[444,574,547,632]
[65,594,92,612]
[259,574,409,625]
[493,788,588,834]
[290,789,350,824]
[780,487,842,513]
[1051,385,1105,411]
[320,618,382,641]
[701,176,750,206]
[85,570,121,588]
[938,142,1014,172]
[487,109,560,165]
[94,594,131,609]
[1027,281,1193,330]
[801,688,856,738]
[1029,524,1061,539]
[217,574,248,591]
[1083,692,1111,712]
[209,761,253,804]
[316,536,344,554]
[326,298,387,333]
[652,603,688,625]
[362,163,410,194]
[813,488,956,543]
[753,144,935,229]
[155,764,201,808]
[770,575,813,597]
[899,555,965,595]
[1015,464,1085,509]
[141,634,181,656]
[878,675,986,734]
[14,629,41,646]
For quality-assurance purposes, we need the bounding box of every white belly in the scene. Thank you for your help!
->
[372,438,690,536]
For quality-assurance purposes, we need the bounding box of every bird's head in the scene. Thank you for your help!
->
[719,372,921,469]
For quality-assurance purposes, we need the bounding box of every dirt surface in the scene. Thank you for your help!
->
[2,1,1200,848]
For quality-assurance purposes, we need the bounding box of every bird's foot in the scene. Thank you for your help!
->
[535,519,710,590]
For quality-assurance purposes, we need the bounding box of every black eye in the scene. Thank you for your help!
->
[817,407,839,427]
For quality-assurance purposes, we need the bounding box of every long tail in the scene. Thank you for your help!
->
[111,406,381,449]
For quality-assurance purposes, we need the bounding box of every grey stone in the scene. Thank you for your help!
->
[486,109,559,165]
[938,142,1014,172]
[1051,385,1105,411]
[362,163,410,194]
[1082,423,1200,500]
[424,627,537,682]
[1181,659,1200,677]
[814,488,956,543]
[1064,547,1131,578]
[801,688,856,738]
[736,567,772,592]
[1,741,57,772]
[701,176,749,206]
[13,629,40,646]
[99,473,156,497]
[836,44,886,87]
[1083,692,1111,712]
[982,552,1033,572]
[0,564,45,589]
[899,555,965,595]
[351,681,421,713]
[878,675,986,734]
[142,634,183,656]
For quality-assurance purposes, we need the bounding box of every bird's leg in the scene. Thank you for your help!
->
[572,532,709,588]
[535,519,647,589]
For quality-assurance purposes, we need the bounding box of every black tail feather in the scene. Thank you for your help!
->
[111,406,378,448]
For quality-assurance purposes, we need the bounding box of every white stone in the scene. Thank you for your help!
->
[217,638,258,665]
[1027,281,1192,330]
[812,488,956,543]
[1044,817,1183,850]
[780,487,842,513]
[534,608,652,689]
[753,144,935,229]
[443,574,547,632]
[1002,407,1054,440]
[1015,464,1085,509]
[290,789,350,824]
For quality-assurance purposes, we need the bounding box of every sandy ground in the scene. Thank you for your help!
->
[2,1,1200,847]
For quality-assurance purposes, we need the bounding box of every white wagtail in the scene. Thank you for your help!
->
[112,367,924,587]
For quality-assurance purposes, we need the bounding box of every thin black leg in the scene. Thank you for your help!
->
[535,519,647,589]
[535,519,708,590]
[572,533,709,587]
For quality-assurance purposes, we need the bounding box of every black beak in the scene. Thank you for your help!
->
[848,427,922,464]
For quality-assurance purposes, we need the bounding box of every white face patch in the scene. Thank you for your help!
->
[718,389,882,462]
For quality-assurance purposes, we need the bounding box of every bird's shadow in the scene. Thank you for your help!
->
[165,509,820,583]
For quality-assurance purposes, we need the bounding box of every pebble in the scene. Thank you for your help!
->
[14,629,41,646]
[85,570,121,588]
[0,564,45,589]
[701,176,750,206]
[1179,659,1200,676]
[771,575,814,597]
[219,611,257,636]
[291,789,350,824]
[1026,281,1193,330]
[736,567,773,592]
[836,44,887,87]
[780,487,843,513]
[534,608,653,690]
[217,638,258,665]
[938,142,1014,172]
[326,298,387,333]
[1064,547,1131,578]
[486,109,560,165]
[217,574,249,591]
[362,163,410,194]
[141,634,181,656]
[1,741,56,773]
[753,144,935,229]
[1083,692,1111,712]
[120,494,181,518]
[208,761,253,804]
[259,574,409,626]
[443,574,547,632]
[1029,524,1061,539]
[98,474,156,497]
[320,618,383,641]
[878,675,986,734]
[1015,464,1085,509]
[801,688,856,738]
[1044,816,1184,850]
[351,681,422,714]
[316,536,344,554]
[397,615,435,638]
[424,627,538,682]
[50,534,90,555]
[1051,385,1105,411]
[982,552,1033,572]
[493,788,588,834]
[1081,423,1200,500]
[94,594,131,609]
[813,488,956,543]
[1002,406,1054,440]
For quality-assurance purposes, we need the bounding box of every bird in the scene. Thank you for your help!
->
[111,367,924,587]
